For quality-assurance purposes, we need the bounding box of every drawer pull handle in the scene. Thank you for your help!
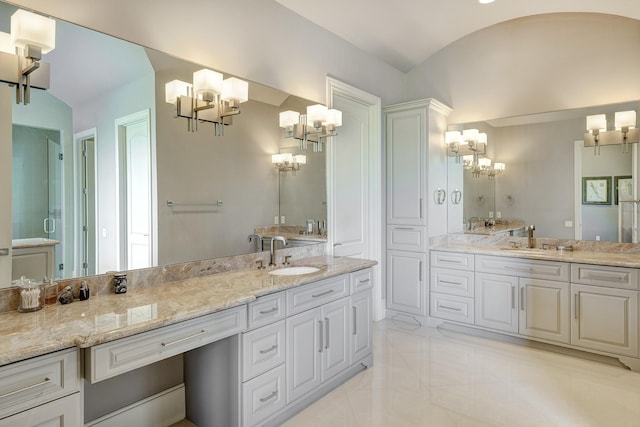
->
[358,279,371,284]
[325,317,330,349]
[259,345,278,355]
[504,266,534,272]
[0,378,51,399]
[585,274,625,282]
[259,390,278,403]
[395,227,415,230]
[352,306,357,335]
[318,321,324,353]
[437,304,462,312]
[439,280,462,286]
[259,307,278,315]
[312,289,335,298]
[439,259,462,264]
[161,330,206,347]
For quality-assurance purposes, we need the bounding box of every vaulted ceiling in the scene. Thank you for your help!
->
[274,0,640,72]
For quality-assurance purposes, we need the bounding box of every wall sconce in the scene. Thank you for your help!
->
[463,154,505,179]
[0,9,55,105]
[585,110,638,155]
[279,104,342,152]
[165,69,248,137]
[272,153,306,172]
[488,162,506,179]
[446,129,487,161]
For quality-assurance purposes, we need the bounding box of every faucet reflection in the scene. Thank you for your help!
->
[526,225,536,248]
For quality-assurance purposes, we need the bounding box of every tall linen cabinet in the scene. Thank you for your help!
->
[385,99,452,323]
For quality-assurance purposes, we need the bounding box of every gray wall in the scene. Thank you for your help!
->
[155,69,280,265]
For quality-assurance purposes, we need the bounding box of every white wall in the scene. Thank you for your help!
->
[407,13,640,123]
[10,0,406,107]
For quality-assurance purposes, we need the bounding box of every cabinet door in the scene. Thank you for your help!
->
[321,299,350,382]
[0,393,81,427]
[286,308,321,403]
[350,290,372,363]
[475,273,518,333]
[519,279,569,344]
[571,284,639,357]
[386,250,427,316]
[386,108,426,226]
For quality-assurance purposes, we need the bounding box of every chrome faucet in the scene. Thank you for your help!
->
[526,225,536,248]
[247,234,262,252]
[468,217,480,231]
[270,236,287,266]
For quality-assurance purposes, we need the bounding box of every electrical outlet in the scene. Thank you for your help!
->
[496,211,502,219]
[280,216,286,224]
[102,228,107,237]
[564,220,573,228]
[596,235,601,241]
[489,211,494,219]
[274,216,279,224]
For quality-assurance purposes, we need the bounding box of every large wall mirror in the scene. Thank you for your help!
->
[2,1,326,286]
[448,100,640,242]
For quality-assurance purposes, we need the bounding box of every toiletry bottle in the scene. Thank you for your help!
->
[43,276,58,305]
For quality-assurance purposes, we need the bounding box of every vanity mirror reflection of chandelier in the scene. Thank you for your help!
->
[164,69,249,137]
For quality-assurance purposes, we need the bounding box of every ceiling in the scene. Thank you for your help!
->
[274,0,640,72]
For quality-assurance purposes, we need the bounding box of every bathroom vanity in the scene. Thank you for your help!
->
[0,255,375,427]
[430,240,640,371]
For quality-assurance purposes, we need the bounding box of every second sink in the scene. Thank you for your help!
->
[268,266,320,276]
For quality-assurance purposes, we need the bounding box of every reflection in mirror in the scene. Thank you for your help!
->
[450,100,639,241]
[2,2,326,286]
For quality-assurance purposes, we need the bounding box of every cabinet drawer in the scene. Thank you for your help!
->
[431,268,474,298]
[0,392,81,427]
[248,292,286,330]
[571,264,639,290]
[350,268,373,294]
[387,226,426,251]
[242,321,285,382]
[242,365,286,427]
[286,276,349,315]
[476,255,569,281]
[431,251,474,271]
[86,305,247,383]
[0,348,79,420]
[430,293,474,324]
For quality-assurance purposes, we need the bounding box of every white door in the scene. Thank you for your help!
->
[519,278,570,344]
[117,111,152,271]
[286,308,321,403]
[350,291,372,362]
[320,298,350,382]
[386,250,426,316]
[326,78,383,320]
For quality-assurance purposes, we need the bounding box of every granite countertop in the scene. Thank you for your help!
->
[0,256,375,366]
[464,224,524,236]
[260,232,327,242]
[432,243,640,268]
[12,238,61,249]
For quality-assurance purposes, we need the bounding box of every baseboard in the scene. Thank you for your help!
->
[85,384,186,427]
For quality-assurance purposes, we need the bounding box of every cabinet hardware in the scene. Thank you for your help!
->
[312,289,335,298]
[511,286,515,309]
[259,307,278,315]
[161,330,206,347]
[585,274,625,283]
[504,265,534,272]
[419,198,423,218]
[434,188,446,205]
[574,294,579,320]
[395,227,414,230]
[419,261,423,281]
[520,287,525,311]
[318,321,323,353]
[352,307,357,335]
[358,279,371,284]
[437,304,462,312]
[438,258,462,264]
[451,189,462,205]
[325,317,330,349]
[259,345,278,355]
[259,390,278,403]
[0,377,51,399]
[440,280,462,286]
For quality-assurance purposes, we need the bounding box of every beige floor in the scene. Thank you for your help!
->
[282,319,640,427]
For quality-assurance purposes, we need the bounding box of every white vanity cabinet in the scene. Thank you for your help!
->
[518,278,570,343]
[384,99,452,323]
[474,273,519,334]
[0,348,80,425]
[571,264,639,357]
[430,251,475,324]
[241,268,373,426]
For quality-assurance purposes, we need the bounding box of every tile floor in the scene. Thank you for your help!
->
[282,320,640,427]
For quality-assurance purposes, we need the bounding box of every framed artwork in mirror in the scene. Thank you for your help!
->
[582,176,611,205]
[615,175,633,205]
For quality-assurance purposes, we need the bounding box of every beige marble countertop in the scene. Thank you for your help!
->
[0,256,375,366]
[432,243,640,268]
[260,232,327,242]
[464,224,524,236]
[12,238,61,249]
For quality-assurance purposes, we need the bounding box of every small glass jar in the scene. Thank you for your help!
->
[43,277,58,305]
[16,277,43,312]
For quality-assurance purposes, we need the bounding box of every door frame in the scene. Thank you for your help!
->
[115,109,156,271]
[326,77,383,321]
[73,128,98,278]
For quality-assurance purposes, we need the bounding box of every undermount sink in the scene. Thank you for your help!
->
[268,266,320,276]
